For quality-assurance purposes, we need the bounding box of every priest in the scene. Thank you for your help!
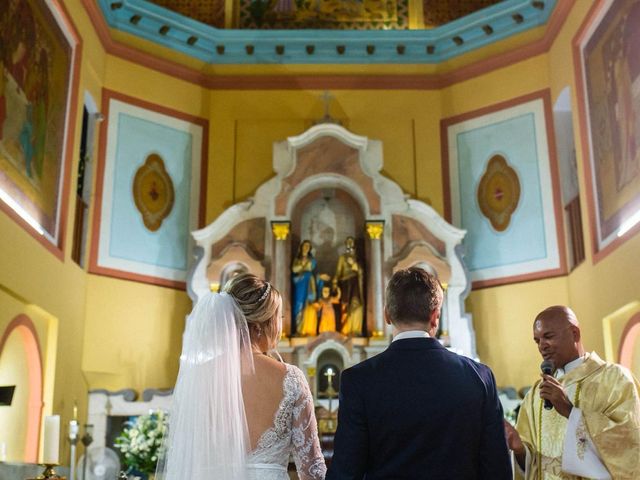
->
[504,305,640,479]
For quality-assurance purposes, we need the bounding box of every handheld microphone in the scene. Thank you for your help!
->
[540,360,555,410]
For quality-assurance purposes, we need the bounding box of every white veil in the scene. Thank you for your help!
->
[156,292,253,480]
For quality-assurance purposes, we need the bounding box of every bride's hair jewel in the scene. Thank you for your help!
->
[258,283,271,303]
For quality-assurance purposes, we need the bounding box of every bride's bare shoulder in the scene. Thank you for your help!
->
[252,354,288,380]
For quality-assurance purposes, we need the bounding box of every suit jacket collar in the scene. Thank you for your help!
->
[386,336,446,351]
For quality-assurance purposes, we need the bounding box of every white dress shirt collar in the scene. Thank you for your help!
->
[392,330,430,342]
[556,354,586,378]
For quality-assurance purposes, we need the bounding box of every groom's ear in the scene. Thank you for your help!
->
[384,308,392,326]
[428,308,440,330]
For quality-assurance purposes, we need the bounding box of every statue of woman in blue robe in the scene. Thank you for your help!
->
[291,240,318,336]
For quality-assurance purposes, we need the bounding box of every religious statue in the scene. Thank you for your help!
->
[333,236,364,336]
[312,284,341,334]
[291,240,318,336]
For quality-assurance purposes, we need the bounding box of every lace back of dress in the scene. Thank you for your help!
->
[247,365,327,480]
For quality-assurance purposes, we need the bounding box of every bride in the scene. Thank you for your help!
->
[156,273,327,479]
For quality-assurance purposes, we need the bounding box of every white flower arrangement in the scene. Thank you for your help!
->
[114,410,168,476]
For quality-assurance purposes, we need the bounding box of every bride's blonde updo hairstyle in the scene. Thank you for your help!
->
[223,273,282,350]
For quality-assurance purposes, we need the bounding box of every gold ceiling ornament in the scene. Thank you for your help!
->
[146,0,501,30]
[150,0,225,28]
[271,221,291,240]
[132,153,175,232]
[422,0,503,28]
[476,154,521,232]
[366,221,385,240]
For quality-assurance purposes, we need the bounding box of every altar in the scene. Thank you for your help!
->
[188,122,476,411]
[86,122,476,464]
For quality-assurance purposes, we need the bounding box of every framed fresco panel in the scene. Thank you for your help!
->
[441,90,566,288]
[0,0,81,258]
[574,0,640,262]
[90,90,208,289]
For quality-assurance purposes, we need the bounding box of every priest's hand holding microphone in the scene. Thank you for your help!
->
[539,360,573,418]
[503,360,574,470]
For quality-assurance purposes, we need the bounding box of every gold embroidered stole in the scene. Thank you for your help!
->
[519,352,608,480]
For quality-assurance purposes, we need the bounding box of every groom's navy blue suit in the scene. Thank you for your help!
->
[326,337,512,480]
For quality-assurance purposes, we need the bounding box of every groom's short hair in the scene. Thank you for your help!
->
[385,267,442,326]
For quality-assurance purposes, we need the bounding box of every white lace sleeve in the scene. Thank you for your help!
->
[289,366,327,480]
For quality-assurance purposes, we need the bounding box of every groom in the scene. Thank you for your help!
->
[326,267,511,479]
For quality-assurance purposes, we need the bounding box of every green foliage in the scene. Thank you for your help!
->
[114,410,168,475]
[504,408,518,427]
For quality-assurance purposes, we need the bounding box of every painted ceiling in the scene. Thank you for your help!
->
[147,0,504,30]
[100,0,556,65]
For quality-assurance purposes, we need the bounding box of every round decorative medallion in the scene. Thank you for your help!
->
[477,154,521,232]
[132,153,175,231]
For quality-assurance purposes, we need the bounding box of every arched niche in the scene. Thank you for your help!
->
[0,315,43,462]
[291,188,365,281]
[603,300,640,376]
[188,123,475,358]
[302,337,352,404]
[619,313,640,378]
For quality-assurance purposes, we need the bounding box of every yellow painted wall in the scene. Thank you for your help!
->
[548,0,640,376]
[0,0,106,463]
[82,275,189,392]
[3,1,640,469]
[0,286,59,462]
[0,290,33,463]
[603,301,640,377]
[81,47,208,395]
[0,330,29,462]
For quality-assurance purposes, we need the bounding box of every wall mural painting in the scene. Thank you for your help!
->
[238,0,409,30]
[442,91,566,288]
[90,91,207,289]
[578,0,640,255]
[0,0,77,248]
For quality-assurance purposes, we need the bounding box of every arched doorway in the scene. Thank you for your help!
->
[0,315,43,462]
[619,313,640,379]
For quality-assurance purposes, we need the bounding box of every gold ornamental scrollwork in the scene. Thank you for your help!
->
[271,221,291,241]
[132,153,175,232]
[365,221,385,240]
[477,154,521,232]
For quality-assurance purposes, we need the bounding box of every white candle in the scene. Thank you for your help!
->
[69,419,79,441]
[43,415,60,464]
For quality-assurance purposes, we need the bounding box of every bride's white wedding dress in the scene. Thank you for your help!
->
[247,364,327,480]
[157,293,327,480]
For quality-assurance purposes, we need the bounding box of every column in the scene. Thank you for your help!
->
[271,221,290,331]
[366,220,385,337]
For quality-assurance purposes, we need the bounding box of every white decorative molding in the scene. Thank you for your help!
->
[188,122,476,358]
[303,339,354,372]
[88,389,172,449]
[287,123,368,154]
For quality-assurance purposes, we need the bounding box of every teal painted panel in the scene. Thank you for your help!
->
[109,113,193,271]
[456,113,546,272]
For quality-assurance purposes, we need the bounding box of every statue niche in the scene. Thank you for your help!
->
[188,122,476,374]
[291,189,366,337]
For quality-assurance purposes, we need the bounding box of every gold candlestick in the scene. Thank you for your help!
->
[26,463,66,480]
